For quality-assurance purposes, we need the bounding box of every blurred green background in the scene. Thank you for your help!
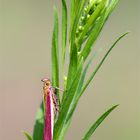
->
[0,0,139,140]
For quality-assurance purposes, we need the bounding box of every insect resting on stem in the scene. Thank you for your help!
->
[41,78,61,140]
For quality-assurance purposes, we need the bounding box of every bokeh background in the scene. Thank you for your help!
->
[0,0,139,140]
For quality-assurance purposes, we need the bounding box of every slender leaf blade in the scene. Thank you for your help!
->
[75,52,98,100]
[79,0,119,60]
[70,0,76,33]
[81,32,129,94]
[62,53,98,129]
[105,0,119,19]
[23,132,33,140]
[33,102,44,140]
[54,59,83,140]
[70,0,87,48]
[62,57,93,122]
[62,44,78,103]
[62,0,67,68]
[52,7,59,99]
[82,105,119,140]
[79,13,105,60]
[77,0,107,46]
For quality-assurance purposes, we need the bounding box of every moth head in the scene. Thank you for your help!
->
[41,78,51,89]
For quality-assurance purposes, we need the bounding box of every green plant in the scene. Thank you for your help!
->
[24,0,128,140]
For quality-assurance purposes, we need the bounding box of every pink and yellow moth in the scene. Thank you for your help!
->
[41,78,59,140]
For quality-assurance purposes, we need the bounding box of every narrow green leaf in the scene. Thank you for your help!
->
[77,0,107,47]
[23,131,33,140]
[79,0,119,60]
[81,32,129,94]
[54,58,83,140]
[79,13,105,60]
[105,0,119,19]
[62,44,78,103]
[70,0,83,28]
[70,0,87,49]
[23,132,32,140]
[61,53,98,130]
[70,0,76,33]
[52,7,59,100]
[33,102,44,140]
[66,45,78,87]
[54,55,98,140]
[82,105,119,140]
[62,57,93,120]
[62,0,67,69]
[76,51,99,100]
[75,0,81,11]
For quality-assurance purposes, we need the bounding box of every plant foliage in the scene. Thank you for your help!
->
[23,131,33,140]
[30,0,128,140]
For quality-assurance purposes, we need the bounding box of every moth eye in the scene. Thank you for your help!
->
[46,82,49,86]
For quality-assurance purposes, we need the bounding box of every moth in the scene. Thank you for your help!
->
[41,78,59,140]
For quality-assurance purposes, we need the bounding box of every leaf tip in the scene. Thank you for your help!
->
[22,131,32,140]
